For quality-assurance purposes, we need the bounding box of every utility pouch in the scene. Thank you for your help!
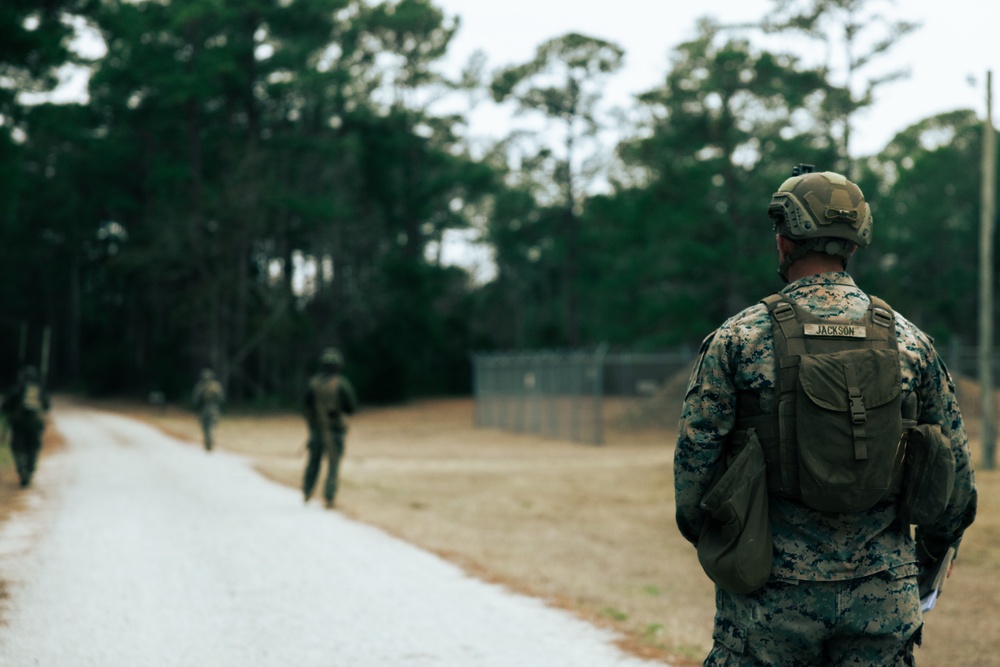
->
[697,430,773,594]
[796,348,903,513]
[899,424,956,525]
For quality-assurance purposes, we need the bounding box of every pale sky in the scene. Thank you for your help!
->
[432,0,997,158]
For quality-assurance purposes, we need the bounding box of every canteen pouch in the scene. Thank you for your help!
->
[795,348,903,513]
[899,424,956,525]
[697,430,772,594]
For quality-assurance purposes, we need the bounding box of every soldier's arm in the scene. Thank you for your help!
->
[303,384,318,426]
[914,351,978,563]
[340,378,358,415]
[674,328,738,546]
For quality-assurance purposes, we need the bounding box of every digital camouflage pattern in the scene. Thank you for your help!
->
[676,271,978,664]
[705,570,921,666]
[192,371,225,451]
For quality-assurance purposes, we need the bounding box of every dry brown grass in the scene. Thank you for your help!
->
[10,396,1000,665]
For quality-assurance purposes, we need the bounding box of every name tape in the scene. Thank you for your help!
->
[803,323,867,338]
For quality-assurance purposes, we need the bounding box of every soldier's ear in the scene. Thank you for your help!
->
[776,235,795,262]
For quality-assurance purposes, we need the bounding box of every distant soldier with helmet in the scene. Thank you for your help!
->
[303,347,358,508]
[675,165,978,665]
[192,368,225,451]
[1,365,51,487]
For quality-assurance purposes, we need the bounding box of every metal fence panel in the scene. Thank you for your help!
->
[472,350,694,444]
[474,343,1000,456]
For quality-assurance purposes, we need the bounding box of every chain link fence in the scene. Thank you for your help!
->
[943,343,1000,421]
[471,350,695,444]
[472,343,1000,449]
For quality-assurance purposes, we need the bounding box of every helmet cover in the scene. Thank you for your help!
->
[768,171,873,249]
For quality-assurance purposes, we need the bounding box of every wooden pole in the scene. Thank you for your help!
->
[40,326,51,385]
[980,71,997,470]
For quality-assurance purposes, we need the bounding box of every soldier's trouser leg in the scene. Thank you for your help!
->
[10,427,42,488]
[705,569,922,667]
[323,431,345,506]
[12,446,35,487]
[200,413,215,450]
[302,437,323,501]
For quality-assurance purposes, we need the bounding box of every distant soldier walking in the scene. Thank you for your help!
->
[303,348,357,508]
[1,365,51,487]
[192,368,225,451]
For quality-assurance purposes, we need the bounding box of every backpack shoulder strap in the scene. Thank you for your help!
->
[865,295,898,349]
[761,293,805,360]
[758,293,802,495]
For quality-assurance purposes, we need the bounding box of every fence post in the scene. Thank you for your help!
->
[593,345,607,445]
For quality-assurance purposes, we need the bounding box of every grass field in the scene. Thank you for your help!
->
[4,396,999,665]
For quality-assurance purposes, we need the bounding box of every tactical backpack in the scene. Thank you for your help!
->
[201,381,224,404]
[736,294,908,514]
[311,375,342,424]
[22,381,44,413]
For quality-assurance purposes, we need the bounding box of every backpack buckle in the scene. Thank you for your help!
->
[773,302,795,322]
[872,307,893,328]
[849,391,866,424]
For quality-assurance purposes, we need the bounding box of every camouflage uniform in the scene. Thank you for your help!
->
[192,369,225,451]
[303,349,358,508]
[1,366,50,487]
[676,272,978,666]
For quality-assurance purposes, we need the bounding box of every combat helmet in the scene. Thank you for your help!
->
[768,164,873,281]
[319,347,343,370]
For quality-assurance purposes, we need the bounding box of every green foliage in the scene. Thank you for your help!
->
[763,0,919,169]
[600,607,629,621]
[0,0,91,116]
[855,110,991,344]
[588,24,839,347]
[0,0,985,405]
[489,32,625,346]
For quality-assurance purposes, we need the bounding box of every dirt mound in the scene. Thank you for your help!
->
[611,361,694,430]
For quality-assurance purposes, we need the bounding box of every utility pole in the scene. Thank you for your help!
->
[40,326,52,386]
[980,70,997,470]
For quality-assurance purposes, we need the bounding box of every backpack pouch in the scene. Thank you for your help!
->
[698,430,773,594]
[899,424,956,525]
[796,348,903,513]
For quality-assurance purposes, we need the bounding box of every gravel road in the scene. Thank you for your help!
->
[0,407,668,667]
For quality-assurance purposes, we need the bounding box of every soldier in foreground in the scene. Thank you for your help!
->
[303,348,358,508]
[1,365,50,487]
[674,166,977,665]
[192,368,225,451]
